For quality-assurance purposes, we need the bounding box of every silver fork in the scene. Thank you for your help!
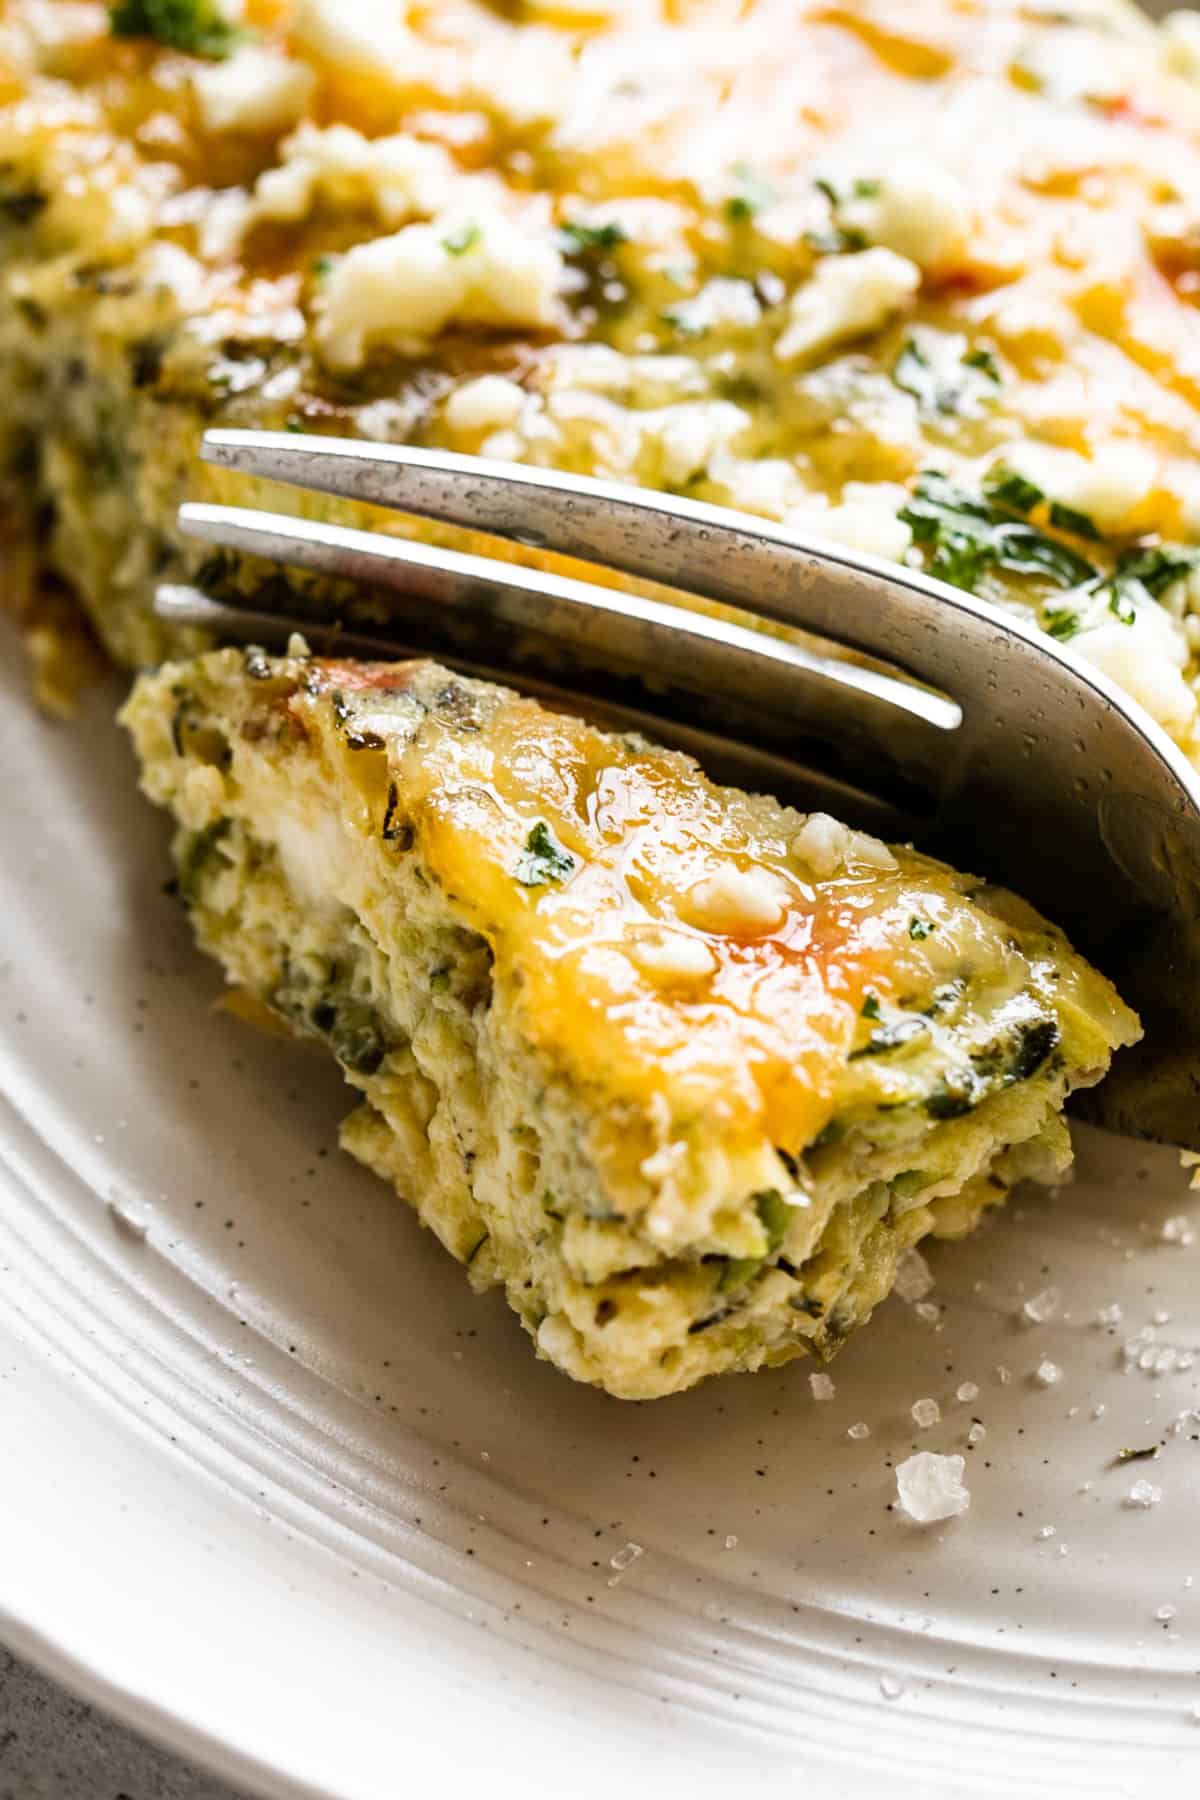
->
[155,428,1200,1149]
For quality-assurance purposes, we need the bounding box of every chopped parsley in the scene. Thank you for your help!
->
[962,346,1002,382]
[515,821,576,887]
[1040,604,1082,642]
[110,0,244,57]
[441,222,481,257]
[900,471,1098,592]
[982,465,1044,515]
[861,992,882,1020]
[558,219,628,255]
[1115,1445,1160,1464]
[908,916,935,941]
[1048,500,1101,541]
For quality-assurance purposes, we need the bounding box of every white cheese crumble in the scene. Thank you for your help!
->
[192,46,315,137]
[790,813,850,878]
[292,0,412,74]
[318,209,562,368]
[1071,599,1198,744]
[775,248,920,364]
[813,482,914,564]
[895,1451,970,1524]
[252,123,455,231]
[443,375,527,435]
[683,865,790,936]
[624,924,718,985]
[840,154,974,271]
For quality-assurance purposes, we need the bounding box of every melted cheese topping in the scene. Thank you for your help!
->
[2,0,1200,761]
[293,656,1134,1165]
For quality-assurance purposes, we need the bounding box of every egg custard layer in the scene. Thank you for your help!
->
[3,0,1200,751]
[123,648,1138,1397]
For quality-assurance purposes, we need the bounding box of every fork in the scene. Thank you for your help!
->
[154,429,1200,1149]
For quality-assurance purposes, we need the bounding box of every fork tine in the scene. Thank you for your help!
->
[197,430,971,681]
[177,499,962,797]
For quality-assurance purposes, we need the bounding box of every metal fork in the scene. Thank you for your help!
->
[154,429,1200,1148]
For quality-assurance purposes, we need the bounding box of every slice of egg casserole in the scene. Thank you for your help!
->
[1,0,1199,773]
[122,647,1139,1397]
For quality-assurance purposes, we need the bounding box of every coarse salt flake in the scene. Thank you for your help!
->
[967,1422,987,1447]
[893,1246,934,1303]
[895,1451,970,1524]
[609,1541,643,1572]
[1022,1286,1060,1325]
[1125,1479,1163,1509]
[911,1397,940,1429]
[810,1372,835,1401]
[1161,1215,1196,1246]
[1035,1360,1062,1387]
[848,1421,871,1440]
[879,1672,904,1700]
[955,1381,979,1403]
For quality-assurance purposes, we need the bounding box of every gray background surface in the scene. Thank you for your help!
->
[0,1651,246,1800]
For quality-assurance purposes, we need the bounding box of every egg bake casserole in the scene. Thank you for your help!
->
[123,647,1137,1397]
[0,0,1193,1393]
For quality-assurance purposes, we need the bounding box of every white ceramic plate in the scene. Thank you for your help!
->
[2,641,1200,1800]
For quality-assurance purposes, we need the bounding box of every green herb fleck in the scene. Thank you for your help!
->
[962,346,1002,382]
[1115,1445,1160,1464]
[110,0,244,58]
[515,821,576,887]
[726,161,778,222]
[982,466,1044,515]
[1048,500,1101,541]
[558,218,628,254]
[861,992,882,1020]
[441,222,481,257]
[900,470,1097,592]
[1108,585,1137,626]
[1040,604,1082,641]
[908,916,935,940]
[892,335,1003,418]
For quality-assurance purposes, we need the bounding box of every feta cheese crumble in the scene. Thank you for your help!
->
[191,47,315,138]
[318,209,563,368]
[840,154,974,270]
[775,248,920,363]
[895,1451,970,1524]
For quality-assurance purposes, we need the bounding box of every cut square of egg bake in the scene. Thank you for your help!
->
[122,646,1139,1399]
[1,0,1200,782]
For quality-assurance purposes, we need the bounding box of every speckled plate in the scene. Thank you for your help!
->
[2,643,1200,1800]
